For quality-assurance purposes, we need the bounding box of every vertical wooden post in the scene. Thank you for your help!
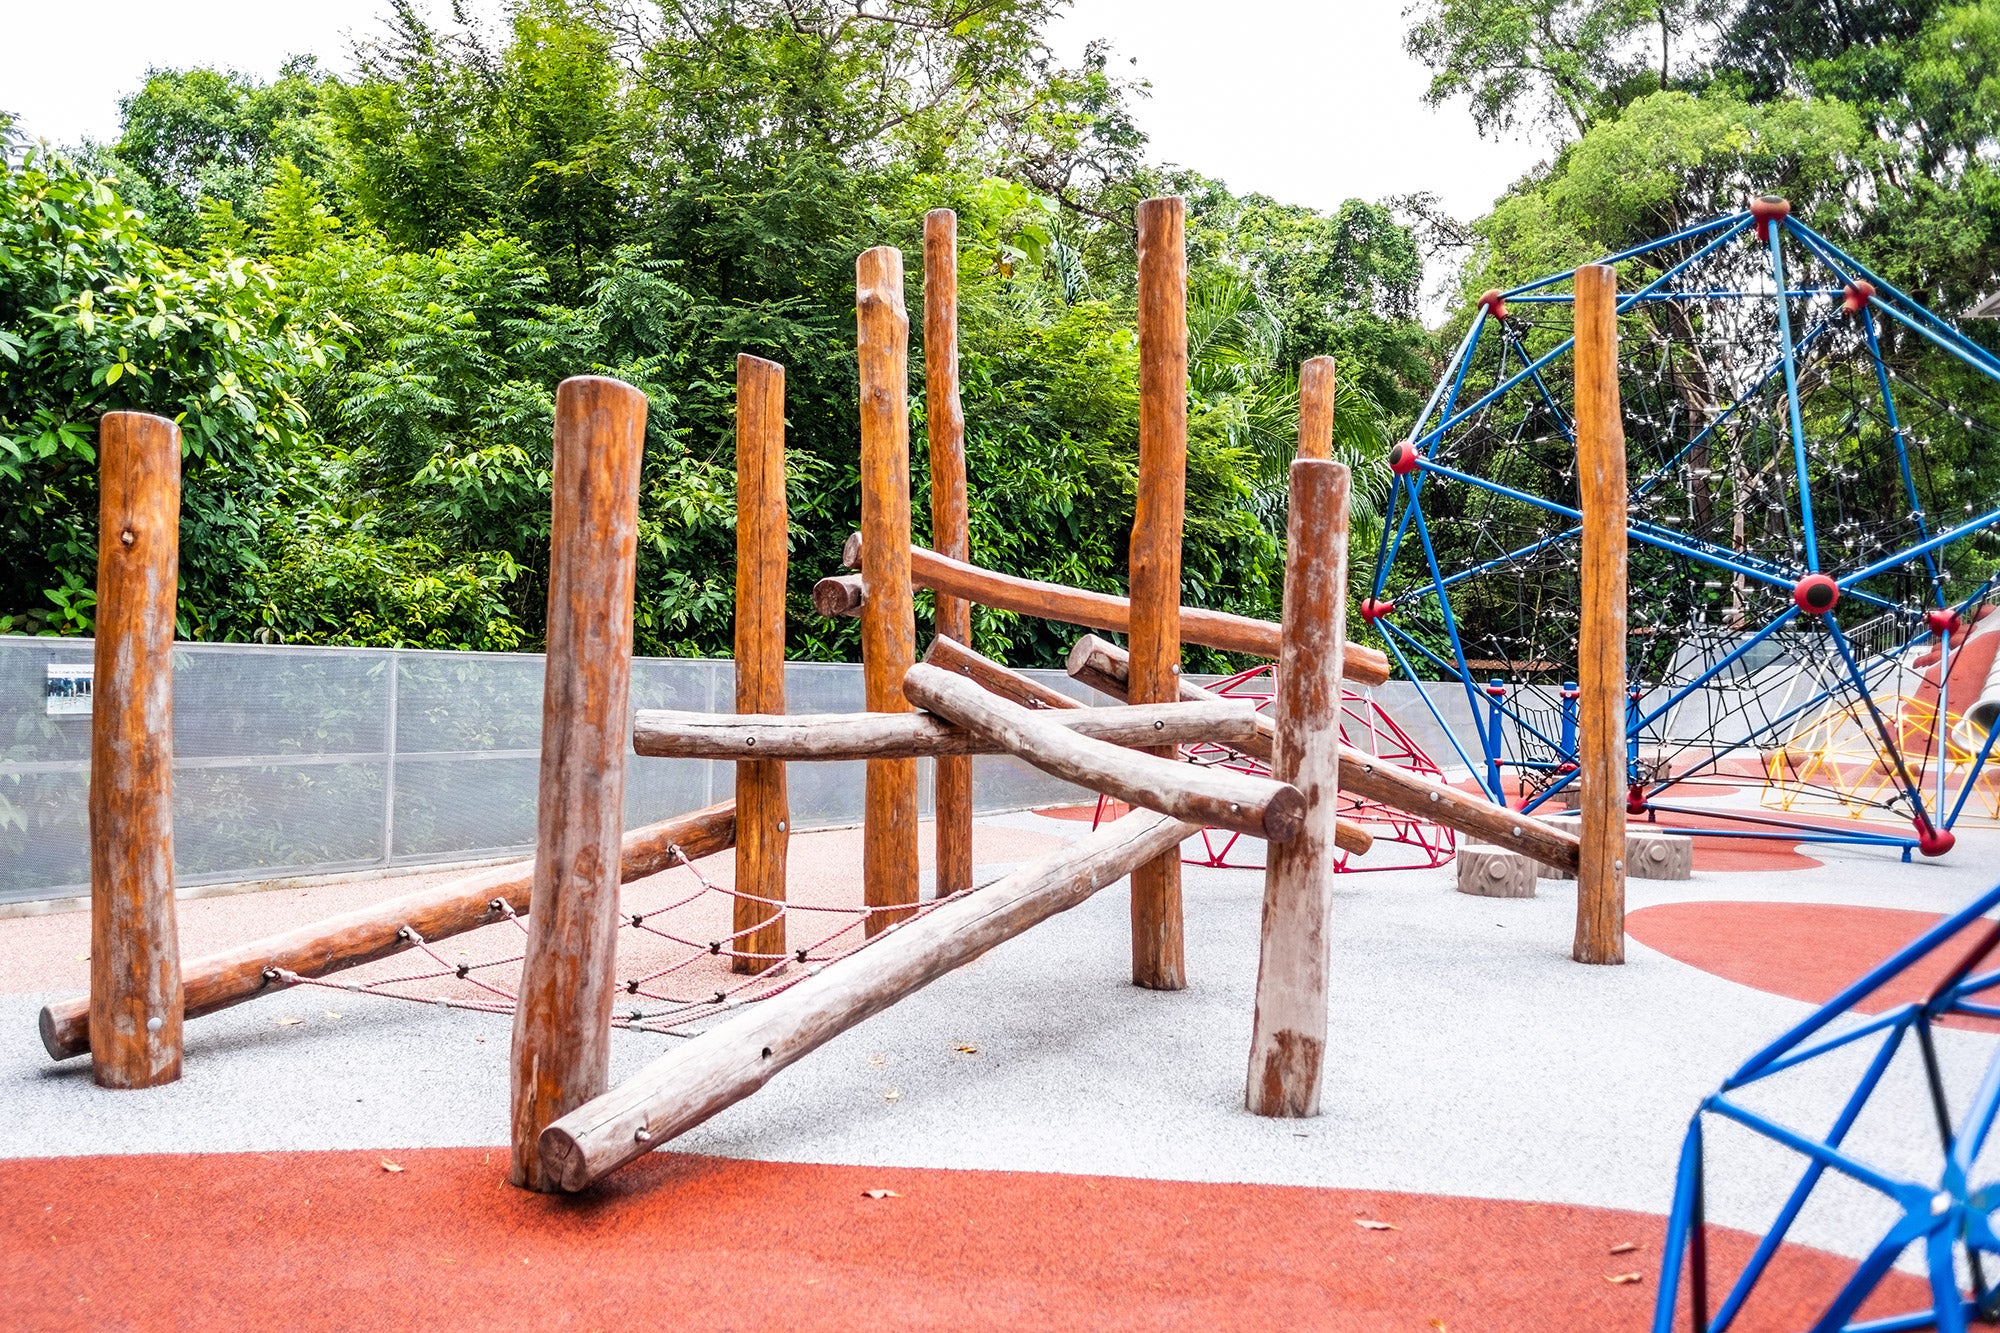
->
[858,246,920,935]
[1296,356,1336,462]
[1574,264,1627,965]
[734,355,789,972]
[925,208,974,901]
[89,411,184,1090]
[1130,196,1188,991]
[1247,457,1350,1116]
[509,375,647,1191]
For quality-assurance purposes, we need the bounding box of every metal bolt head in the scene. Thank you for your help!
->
[1934,1190,1953,1216]
[146,1016,163,1033]
[120,530,135,546]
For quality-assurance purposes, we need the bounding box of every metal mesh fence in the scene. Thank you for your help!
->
[0,637,1101,905]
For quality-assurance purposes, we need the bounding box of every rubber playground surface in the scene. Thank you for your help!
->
[2,795,1993,1329]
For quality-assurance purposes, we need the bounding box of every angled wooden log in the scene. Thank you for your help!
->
[633,701,1261,761]
[858,245,921,937]
[89,411,185,1090]
[840,536,1393,686]
[1247,458,1350,1118]
[904,662,1303,842]
[1064,634,1580,873]
[510,375,647,1192]
[40,804,736,1062]
[1574,263,1628,965]
[925,208,976,904]
[922,633,1085,712]
[538,807,1199,1192]
[734,354,789,974]
[812,573,866,617]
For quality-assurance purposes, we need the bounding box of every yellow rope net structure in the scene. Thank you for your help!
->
[1763,694,2000,824]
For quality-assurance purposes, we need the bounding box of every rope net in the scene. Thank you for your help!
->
[1370,209,2000,847]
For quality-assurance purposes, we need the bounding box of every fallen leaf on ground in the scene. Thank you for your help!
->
[1609,1240,1639,1255]
[955,1043,979,1054]
[381,1161,405,1174]
[883,1088,901,1102]
[277,1016,304,1027]
[1606,1272,1644,1285]
[323,1011,343,1020]
[1430,1321,1447,1331]
[1354,1218,1399,1231]
[861,1189,900,1199]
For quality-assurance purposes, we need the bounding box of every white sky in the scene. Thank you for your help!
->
[1,0,1546,236]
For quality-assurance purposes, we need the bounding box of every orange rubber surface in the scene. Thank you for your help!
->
[1629,900,1997,1026]
[0,1148,1925,1330]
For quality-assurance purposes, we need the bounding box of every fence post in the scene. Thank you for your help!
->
[858,246,920,936]
[1247,455,1351,1116]
[734,354,789,972]
[1574,263,1628,965]
[89,411,185,1090]
[1130,196,1189,991]
[509,375,647,1190]
[925,208,975,901]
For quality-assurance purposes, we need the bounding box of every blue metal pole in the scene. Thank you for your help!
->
[1652,1113,1706,1333]
[1485,679,1507,798]
[1768,220,1821,572]
[1840,504,2000,589]
[1506,211,1749,300]
[1862,310,1946,597]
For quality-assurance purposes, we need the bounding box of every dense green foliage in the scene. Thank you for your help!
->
[0,0,1423,669]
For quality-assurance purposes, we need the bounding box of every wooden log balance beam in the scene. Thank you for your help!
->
[839,533,1393,687]
[633,701,1261,761]
[40,803,737,1062]
[536,806,1200,1192]
[922,635,1372,856]
[1064,634,1581,874]
[903,663,1304,842]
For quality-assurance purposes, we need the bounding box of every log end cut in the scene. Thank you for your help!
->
[40,1002,85,1061]
[1261,783,1308,844]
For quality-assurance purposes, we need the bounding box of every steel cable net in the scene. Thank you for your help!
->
[1369,205,2000,854]
[278,841,958,1037]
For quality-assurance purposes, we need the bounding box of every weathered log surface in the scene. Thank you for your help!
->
[1295,357,1336,463]
[1065,633,1581,873]
[1573,263,1628,966]
[1247,458,1349,1118]
[925,208,975,904]
[510,375,647,1192]
[89,411,185,1090]
[40,804,737,1063]
[841,536,1393,685]
[904,662,1303,842]
[734,354,789,974]
[538,807,1199,1192]
[922,634,1085,712]
[634,701,1260,760]
[812,573,866,617]
[857,245,921,936]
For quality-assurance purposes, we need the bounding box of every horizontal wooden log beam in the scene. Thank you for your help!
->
[904,663,1303,842]
[539,806,1198,1191]
[634,701,1260,761]
[40,802,738,1062]
[1065,634,1580,873]
[843,533,1391,685]
[812,573,865,617]
[922,634,1086,711]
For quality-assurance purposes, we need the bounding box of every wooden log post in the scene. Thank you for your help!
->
[89,411,185,1090]
[733,354,789,973]
[41,804,736,1062]
[1573,264,1628,966]
[538,807,1200,1192]
[1297,357,1336,462]
[509,376,647,1192]
[904,663,1305,841]
[839,536,1392,684]
[858,246,922,935]
[1064,633,1580,873]
[1131,195,1189,991]
[634,701,1262,761]
[1247,458,1351,1117]
[925,209,975,902]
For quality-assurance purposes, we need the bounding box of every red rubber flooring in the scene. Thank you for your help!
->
[0,1148,1926,1330]
[1629,900,1998,1028]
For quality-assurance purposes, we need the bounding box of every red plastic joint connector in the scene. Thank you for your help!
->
[1388,440,1421,475]
[1751,195,1791,243]
[1358,596,1394,622]
[1478,289,1507,320]
[1918,825,1956,858]
[1926,606,1964,637]
[1843,280,1876,314]
[1792,573,1840,615]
